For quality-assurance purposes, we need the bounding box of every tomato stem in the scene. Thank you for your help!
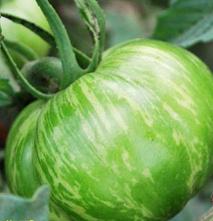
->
[74,0,106,73]
[35,0,106,85]
[35,0,84,88]
[1,42,53,100]
[1,13,55,46]
[1,0,106,93]
[1,12,91,71]
[5,39,38,61]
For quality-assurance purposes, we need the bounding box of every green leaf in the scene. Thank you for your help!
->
[0,185,50,221]
[153,0,213,47]
[0,78,14,107]
[170,0,177,5]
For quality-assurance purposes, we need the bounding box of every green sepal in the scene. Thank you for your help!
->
[74,0,106,72]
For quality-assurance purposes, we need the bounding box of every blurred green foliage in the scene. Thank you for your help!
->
[154,0,213,47]
[106,10,143,47]
[0,186,49,221]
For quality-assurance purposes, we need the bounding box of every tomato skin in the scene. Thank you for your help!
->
[5,101,43,197]
[5,100,70,221]
[1,0,50,58]
[5,39,213,221]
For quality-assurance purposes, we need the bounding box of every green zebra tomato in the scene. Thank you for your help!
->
[5,39,213,221]
[1,0,50,58]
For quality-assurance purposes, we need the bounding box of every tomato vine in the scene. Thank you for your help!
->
[1,12,91,67]
[0,0,106,99]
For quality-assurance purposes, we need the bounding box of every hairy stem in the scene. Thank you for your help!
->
[1,42,53,99]
[1,13,91,68]
[5,39,38,61]
[35,0,84,88]
[74,0,106,73]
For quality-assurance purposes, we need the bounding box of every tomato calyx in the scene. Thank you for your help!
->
[34,0,106,88]
[0,0,106,100]
[22,57,62,94]
[0,42,53,99]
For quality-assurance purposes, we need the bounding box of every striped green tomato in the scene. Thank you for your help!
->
[5,39,213,221]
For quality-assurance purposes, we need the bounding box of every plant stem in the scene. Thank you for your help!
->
[35,0,84,88]
[1,13,55,46]
[5,39,38,61]
[74,0,106,73]
[1,13,91,68]
[1,42,52,100]
[2,0,106,92]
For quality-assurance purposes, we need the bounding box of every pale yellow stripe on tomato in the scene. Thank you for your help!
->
[162,103,202,191]
[76,78,132,164]
[10,113,38,190]
[78,79,112,132]
[136,46,197,81]
[111,162,120,174]
[172,130,183,146]
[122,150,134,172]
[136,46,187,74]
[107,103,129,133]
[187,138,207,190]
[59,198,99,221]
[142,168,154,183]
[131,50,200,118]
[80,120,108,162]
[100,77,156,129]
[70,80,116,164]
[163,103,182,122]
[156,73,198,118]
[175,87,197,116]
[59,180,82,201]
[88,191,116,209]
[108,183,153,218]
